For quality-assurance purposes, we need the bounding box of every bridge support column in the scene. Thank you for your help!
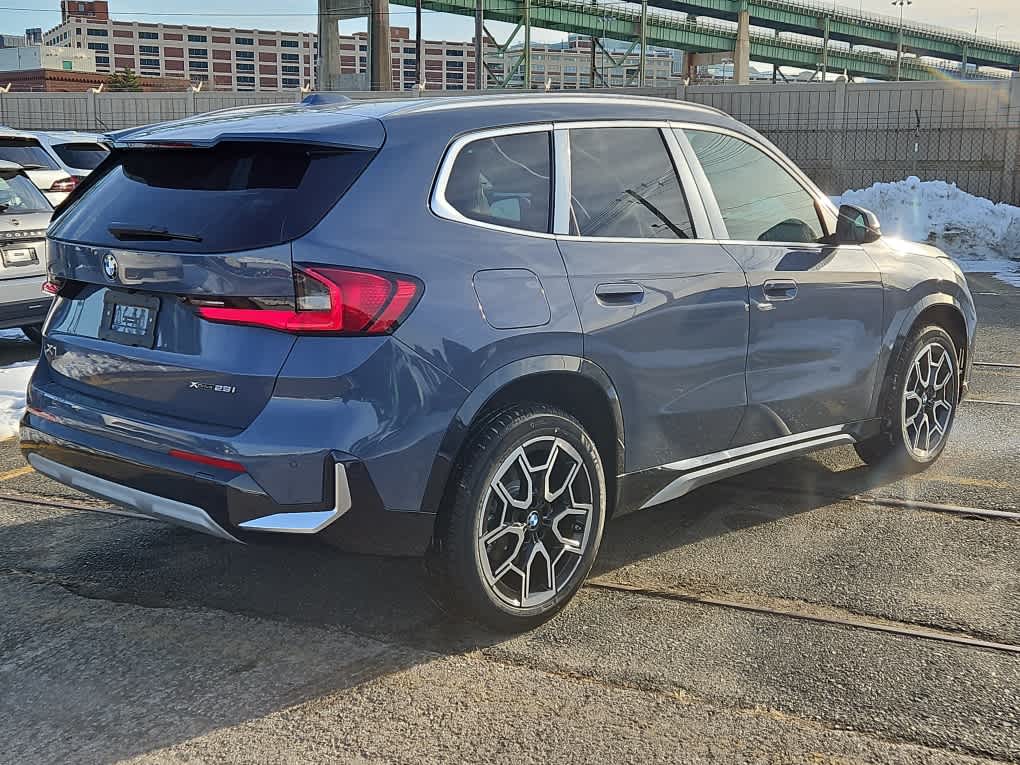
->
[369,0,391,90]
[733,0,750,86]
[316,0,342,90]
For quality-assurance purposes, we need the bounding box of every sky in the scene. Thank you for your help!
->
[1,0,1016,47]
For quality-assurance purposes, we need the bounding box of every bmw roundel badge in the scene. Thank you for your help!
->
[102,252,118,280]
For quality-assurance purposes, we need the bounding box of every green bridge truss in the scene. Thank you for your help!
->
[389,0,1018,81]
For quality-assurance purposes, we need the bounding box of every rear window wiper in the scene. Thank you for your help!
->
[108,224,203,243]
[17,163,48,170]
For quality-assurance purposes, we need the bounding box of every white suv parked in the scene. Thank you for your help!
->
[0,128,108,205]
[0,160,52,342]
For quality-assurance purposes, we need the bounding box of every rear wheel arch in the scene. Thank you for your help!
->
[421,357,624,523]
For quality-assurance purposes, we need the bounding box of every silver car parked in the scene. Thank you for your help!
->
[0,160,52,342]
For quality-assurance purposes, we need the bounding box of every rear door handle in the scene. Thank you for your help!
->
[595,283,645,304]
[762,279,798,301]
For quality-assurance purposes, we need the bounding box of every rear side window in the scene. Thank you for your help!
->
[568,127,694,239]
[444,131,552,234]
[0,138,60,170]
[0,172,52,214]
[52,142,109,170]
[682,129,825,244]
[49,142,376,253]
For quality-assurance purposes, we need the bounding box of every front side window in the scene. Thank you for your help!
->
[444,131,551,234]
[682,129,825,244]
[568,127,694,239]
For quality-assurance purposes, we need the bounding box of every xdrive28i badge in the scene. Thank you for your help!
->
[102,252,118,280]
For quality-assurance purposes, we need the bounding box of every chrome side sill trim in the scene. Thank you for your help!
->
[658,424,847,474]
[238,463,352,534]
[639,433,856,510]
[26,453,241,543]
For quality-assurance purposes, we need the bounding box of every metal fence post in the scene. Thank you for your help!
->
[87,89,98,131]
[1006,76,1020,205]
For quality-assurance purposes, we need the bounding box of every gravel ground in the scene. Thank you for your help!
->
[0,273,1017,765]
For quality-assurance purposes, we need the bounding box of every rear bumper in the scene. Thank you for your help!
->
[20,406,437,556]
[0,294,51,330]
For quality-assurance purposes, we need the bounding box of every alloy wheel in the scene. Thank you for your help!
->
[901,341,956,460]
[476,436,595,609]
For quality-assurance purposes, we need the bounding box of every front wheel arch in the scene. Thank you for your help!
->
[874,298,969,423]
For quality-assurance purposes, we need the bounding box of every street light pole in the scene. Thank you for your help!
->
[891,0,912,81]
[969,6,979,36]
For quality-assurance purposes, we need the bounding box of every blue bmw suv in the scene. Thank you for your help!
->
[21,94,975,630]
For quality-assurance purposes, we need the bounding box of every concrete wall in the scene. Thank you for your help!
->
[1,81,1018,204]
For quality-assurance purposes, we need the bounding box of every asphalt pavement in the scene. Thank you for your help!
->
[0,272,1017,765]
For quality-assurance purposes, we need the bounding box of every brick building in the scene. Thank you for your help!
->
[43,15,316,91]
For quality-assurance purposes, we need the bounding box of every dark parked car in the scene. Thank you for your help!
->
[21,94,976,630]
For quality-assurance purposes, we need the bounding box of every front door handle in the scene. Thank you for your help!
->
[595,283,645,304]
[762,279,798,301]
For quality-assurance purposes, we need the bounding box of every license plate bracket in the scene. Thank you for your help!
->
[1,247,38,267]
[100,291,160,348]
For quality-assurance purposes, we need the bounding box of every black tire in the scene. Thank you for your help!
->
[20,325,43,345]
[854,324,960,472]
[426,404,606,632]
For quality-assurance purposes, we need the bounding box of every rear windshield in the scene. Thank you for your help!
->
[0,138,60,170]
[0,172,52,214]
[49,141,376,253]
[52,142,109,170]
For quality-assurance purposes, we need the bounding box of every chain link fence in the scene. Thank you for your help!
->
[682,79,1020,204]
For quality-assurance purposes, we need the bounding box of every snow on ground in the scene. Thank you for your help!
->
[836,176,1020,287]
[0,362,36,440]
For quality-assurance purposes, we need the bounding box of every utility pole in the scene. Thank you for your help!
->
[891,0,911,81]
[523,0,531,89]
[474,0,484,89]
[638,0,648,87]
[416,0,423,91]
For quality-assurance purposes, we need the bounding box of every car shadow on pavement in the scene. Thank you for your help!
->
[0,444,914,763]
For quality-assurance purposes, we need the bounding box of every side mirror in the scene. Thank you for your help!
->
[836,204,881,244]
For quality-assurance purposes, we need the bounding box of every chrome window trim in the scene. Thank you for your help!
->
[671,121,843,246]
[553,120,706,242]
[431,122,557,240]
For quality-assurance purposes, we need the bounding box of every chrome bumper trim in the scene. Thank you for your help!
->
[26,453,241,543]
[238,463,352,534]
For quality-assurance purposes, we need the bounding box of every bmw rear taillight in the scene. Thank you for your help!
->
[49,176,80,193]
[196,266,421,335]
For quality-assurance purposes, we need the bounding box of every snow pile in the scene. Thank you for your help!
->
[836,177,1020,262]
[0,362,35,440]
